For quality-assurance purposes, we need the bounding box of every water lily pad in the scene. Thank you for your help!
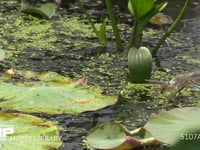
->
[0,71,117,114]
[0,112,62,150]
[21,3,56,19]
[86,121,159,150]
[87,107,200,149]
[86,122,126,149]
[144,107,200,145]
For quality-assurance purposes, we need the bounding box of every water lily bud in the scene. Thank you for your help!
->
[128,46,153,83]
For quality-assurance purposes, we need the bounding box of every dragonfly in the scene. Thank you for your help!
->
[146,72,200,99]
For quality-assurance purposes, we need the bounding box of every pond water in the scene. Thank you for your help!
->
[0,0,200,150]
[57,1,200,149]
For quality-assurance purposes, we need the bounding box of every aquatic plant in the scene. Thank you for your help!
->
[77,0,188,82]
[0,70,117,114]
[128,0,167,49]
[86,107,200,149]
[128,0,188,83]
[105,0,123,50]
[17,0,188,84]
[77,0,108,46]
[77,0,123,49]
[0,112,62,150]
[128,47,153,83]
[151,0,189,56]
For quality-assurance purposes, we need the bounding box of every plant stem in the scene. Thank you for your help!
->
[77,0,99,37]
[105,0,123,51]
[151,0,189,56]
[128,19,143,49]
[128,0,144,49]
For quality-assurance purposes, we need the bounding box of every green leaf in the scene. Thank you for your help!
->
[128,0,154,18]
[87,107,200,149]
[128,0,167,18]
[144,107,200,145]
[128,0,167,48]
[86,122,157,149]
[86,122,126,149]
[139,1,168,28]
[0,112,62,149]
[0,71,117,114]
[21,3,56,19]
[97,17,107,45]
[128,0,134,16]
[156,1,168,12]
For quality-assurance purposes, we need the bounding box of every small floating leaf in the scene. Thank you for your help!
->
[86,122,155,149]
[21,3,56,19]
[86,122,126,149]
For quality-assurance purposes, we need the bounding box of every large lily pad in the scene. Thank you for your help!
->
[144,107,200,145]
[0,71,117,114]
[0,112,62,150]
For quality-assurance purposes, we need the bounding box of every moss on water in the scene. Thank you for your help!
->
[9,17,96,50]
[0,3,101,53]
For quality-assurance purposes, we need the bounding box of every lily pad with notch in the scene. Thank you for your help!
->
[0,70,117,114]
